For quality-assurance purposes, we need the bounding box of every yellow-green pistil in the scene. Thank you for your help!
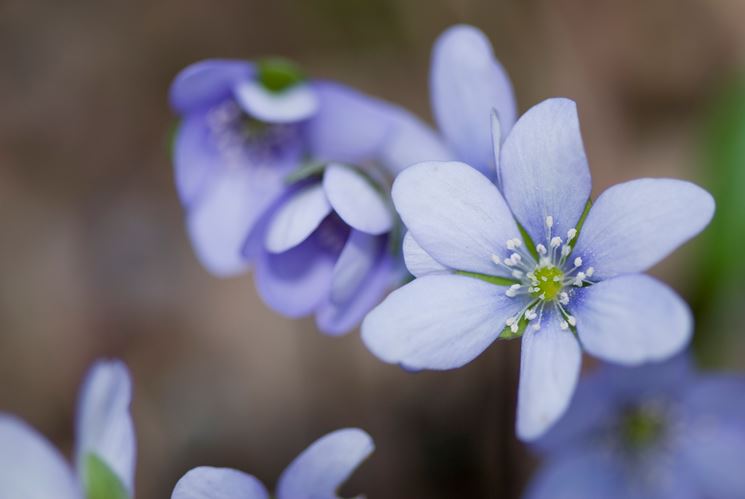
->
[531,265,564,301]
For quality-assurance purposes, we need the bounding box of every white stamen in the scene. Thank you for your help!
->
[560,320,569,330]
[574,257,583,267]
[506,317,516,326]
[536,244,547,255]
[550,236,563,248]
[491,254,502,266]
[586,267,595,277]
[526,309,538,320]
[567,316,577,326]
[532,324,541,331]
[561,245,571,257]
[559,292,570,305]
[567,228,577,241]
[510,323,519,333]
[512,270,524,278]
[512,238,522,248]
[510,253,522,264]
[545,216,554,228]
[573,272,587,286]
[506,240,517,250]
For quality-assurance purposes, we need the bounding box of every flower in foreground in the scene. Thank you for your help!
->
[0,359,136,499]
[362,98,715,440]
[525,356,745,499]
[171,428,373,499]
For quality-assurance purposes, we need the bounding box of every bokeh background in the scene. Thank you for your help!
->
[2,0,745,497]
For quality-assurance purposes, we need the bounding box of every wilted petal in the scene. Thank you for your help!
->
[0,415,80,499]
[170,60,253,114]
[265,183,332,254]
[276,428,374,499]
[572,178,715,280]
[516,314,582,441]
[75,360,136,494]
[430,24,516,177]
[306,82,393,165]
[402,231,449,277]
[317,252,397,336]
[362,274,527,369]
[574,274,692,365]
[392,161,520,276]
[323,164,393,235]
[501,98,591,244]
[235,81,318,124]
[171,467,269,499]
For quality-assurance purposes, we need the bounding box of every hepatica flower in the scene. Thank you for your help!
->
[362,98,715,440]
[526,357,745,499]
[171,428,373,499]
[0,360,136,499]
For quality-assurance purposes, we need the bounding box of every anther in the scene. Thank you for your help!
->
[560,320,569,330]
[586,267,595,277]
[536,244,547,256]
[567,228,577,241]
[550,237,563,248]
[559,292,569,305]
[545,216,554,228]
[567,316,577,326]
[574,257,583,267]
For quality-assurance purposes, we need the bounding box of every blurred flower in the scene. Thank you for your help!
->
[525,356,745,499]
[171,428,373,499]
[362,98,715,440]
[0,360,136,499]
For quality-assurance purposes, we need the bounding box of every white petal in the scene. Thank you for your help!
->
[171,467,269,499]
[265,183,332,253]
[574,274,692,365]
[516,315,582,441]
[0,415,80,499]
[392,161,520,276]
[234,81,318,124]
[323,163,393,235]
[402,231,449,277]
[362,274,526,369]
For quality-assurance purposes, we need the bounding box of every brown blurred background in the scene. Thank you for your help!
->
[2,0,745,497]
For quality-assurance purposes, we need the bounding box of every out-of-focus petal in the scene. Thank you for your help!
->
[323,164,393,236]
[317,251,397,336]
[0,415,80,499]
[306,81,394,165]
[378,111,453,176]
[276,428,374,499]
[330,229,384,305]
[516,314,582,441]
[362,274,528,370]
[172,112,221,207]
[574,274,692,365]
[430,24,516,177]
[265,183,332,253]
[256,225,341,318]
[500,98,591,245]
[392,161,520,276]
[524,447,627,499]
[170,60,253,114]
[171,467,269,499]
[572,178,715,280]
[402,231,449,277]
[75,360,136,494]
[235,81,318,124]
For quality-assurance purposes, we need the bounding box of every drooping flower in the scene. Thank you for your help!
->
[0,359,136,499]
[362,97,715,440]
[171,428,373,499]
[525,356,745,499]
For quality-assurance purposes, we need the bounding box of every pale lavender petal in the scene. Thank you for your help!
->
[378,111,453,176]
[516,314,582,441]
[276,428,374,499]
[171,467,269,499]
[574,274,692,365]
[0,415,80,499]
[525,447,626,499]
[330,229,384,305]
[323,164,393,235]
[430,24,516,177]
[173,112,221,207]
[75,360,136,493]
[234,81,318,124]
[255,225,341,318]
[265,183,332,254]
[402,231,449,277]
[317,252,397,336]
[392,161,521,276]
[362,274,527,369]
[170,60,253,114]
[501,98,591,244]
[306,81,393,165]
[572,178,715,280]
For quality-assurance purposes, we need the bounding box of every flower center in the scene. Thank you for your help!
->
[493,215,595,335]
[621,405,666,450]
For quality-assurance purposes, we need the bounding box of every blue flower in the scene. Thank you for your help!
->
[361,97,715,440]
[0,360,136,498]
[171,428,373,499]
[525,356,745,499]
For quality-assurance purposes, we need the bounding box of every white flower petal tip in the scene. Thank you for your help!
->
[171,467,270,499]
[265,184,332,254]
[323,163,393,235]
[234,80,319,124]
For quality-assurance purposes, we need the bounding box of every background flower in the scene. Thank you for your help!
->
[525,355,745,499]
[172,428,373,499]
[0,360,135,499]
